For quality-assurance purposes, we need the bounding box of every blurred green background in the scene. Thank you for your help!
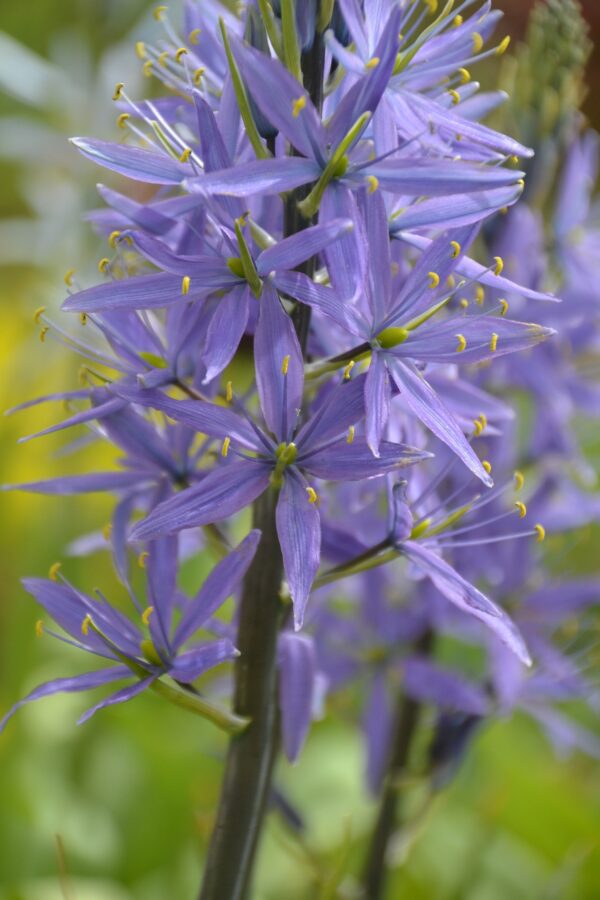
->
[1,2,599,898]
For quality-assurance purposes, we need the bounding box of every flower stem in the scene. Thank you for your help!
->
[361,630,434,900]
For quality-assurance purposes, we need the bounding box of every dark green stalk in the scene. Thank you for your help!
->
[361,630,434,900]
[198,11,325,899]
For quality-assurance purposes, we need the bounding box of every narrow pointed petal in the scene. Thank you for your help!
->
[303,437,429,481]
[185,157,320,198]
[403,657,490,715]
[279,632,316,763]
[131,460,271,540]
[402,541,531,665]
[295,374,367,454]
[350,159,524,196]
[320,183,367,306]
[168,640,239,683]
[18,397,125,444]
[71,137,192,184]
[0,667,131,734]
[124,231,238,283]
[358,189,391,321]
[256,219,354,276]
[202,284,251,383]
[364,353,391,456]
[389,185,522,231]
[3,472,144,495]
[388,358,492,486]
[174,530,261,648]
[77,675,156,724]
[62,273,207,313]
[276,475,321,630]
[271,271,364,335]
[255,284,303,441]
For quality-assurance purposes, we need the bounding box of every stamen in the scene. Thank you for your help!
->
[81,614,93,636]
[137,551,149,568]
[222,436,231,457]
[102,523,112,540]
[366,57,380,69]
[98,257,111,274]
[473,418,483,437]
[80,314,87,326]
[343,360,356,380]
[366,175,379,193]
[179,147,192,162]
[450,240,461,258]
[34,306,46,325]
[281,355,290,375]
[39,326,49,342]
[142,606,154,625]
[189,28,201,44]
[458,67,470,83]
[108,230,121,249]
[347,425,355,444]
[64,268,76,286]
[514,470,524,491]
[460,298,469,309]
[490,332,499,352]
[175,47,188,63]
[158,51,170,67]
[112,82,124,101]
[135,41,146,59]
[454,14,463,26]
[535,523,545,543]
[181,275,191,295]
[153,5,167,21]
[475,286,485,305]
[447,275,456,288]
[448,89,460,105]
[428,271,440,289]
[499,298,509,316]
[493,256,504,276]
[226,381,233,403]
[193,67,205,86]
[496,35,511,55]
[292,96,306,117]
[49,562,61,581]
[117,112,130,128]
[456,334,467,352]
[306,486,318,504]
[143,60,154,77]
[472,32,484,53]
[35,619,44,638]
[515,501,527,518]
[482,460,492,475]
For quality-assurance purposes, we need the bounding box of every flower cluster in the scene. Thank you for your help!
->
[3,0,599,894]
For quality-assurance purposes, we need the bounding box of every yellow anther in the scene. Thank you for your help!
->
[64,268,76,286]
[479,413,488,430]
[80,313,87,326]
[108,230,121,248]
[347,425,355,444]
[482,460,492,475]
[514,470,524,492]
[225,381,233,403]
[424,0,437,12]
[138,551,149,568]
[81,614,93,636]
[142,606,154,625]
[49,562,62,581]
[343,360,356,380]
[489,332,498,352]
[135,41,146,59]
[496,35,511,55]
[458,67,471,84]
[493,256,504,276]
[175,47,188,63]
[102,522,113,540]
[517,178,525,189]
[117,112,130,129]
[450,240,461,258]
[193,67,205,85]
[181,275,191,295]
[179,147,192,162]
[366,175,379,193]
[473,418,483,437]
[189,28,201,44]
[460,298,469,309]
[365,57,380,70]
[472,32,484,53]
[281,355,290,375]
[515,501,527,518]
[499,298,509,316]
[112,82,124,101]
[447,275,456,288]
[158,51,170,67]
[98,257,111,274]
[475,285,485,305]
[34,306,46,325]
[39,326,49,343]
[510,155,519,165]
[428,271,440,289]
[456,334,467,352]
[35,619,44,638]
[153,5,167,20]
[306,486,318,504]
[454,14,463,26]
[292,96,307,117]
[143,59,154,77]
[221,436,231,458]
[448,89,461,105]
[534,523,546,543]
